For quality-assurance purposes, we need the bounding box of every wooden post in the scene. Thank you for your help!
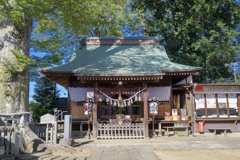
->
[46,123,49,143]
[6,131,10,154]
[152,115,155,138]
[204,94,207,118]
[14,133,20,157]
[50,127,53,144]
[190,91,195,136]
[11,131,15,155]
[92,82,98,138]
[216,94,219,118]
[143,83,149,138]
[226,94,230,118]
[53,120,57,144]
[88,116,91,139]
[80,122,82,137]
[237,94,240,118]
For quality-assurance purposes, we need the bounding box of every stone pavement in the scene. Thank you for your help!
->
[75,136,240,160]
[17,136,240,160]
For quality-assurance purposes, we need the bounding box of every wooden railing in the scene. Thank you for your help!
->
[29,123,62,144]
[0,127,20,158]
[29,123,46,140]
[97,122,144,139]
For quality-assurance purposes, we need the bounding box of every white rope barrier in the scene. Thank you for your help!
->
[96,86,147,107]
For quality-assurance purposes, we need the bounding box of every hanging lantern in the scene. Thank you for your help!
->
[113,101,117,106]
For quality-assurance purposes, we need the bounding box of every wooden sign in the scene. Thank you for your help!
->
[40,113,55,124]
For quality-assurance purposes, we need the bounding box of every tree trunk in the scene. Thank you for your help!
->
[0,19,44,153]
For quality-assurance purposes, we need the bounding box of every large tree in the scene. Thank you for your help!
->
[30,76,60,121]
[0,0,129,153]
[132,0,240,83]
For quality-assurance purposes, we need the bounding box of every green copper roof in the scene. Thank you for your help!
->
[39,38,201,76]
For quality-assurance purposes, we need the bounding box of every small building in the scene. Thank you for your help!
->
[191,83,240,134]
[39,37,240,138]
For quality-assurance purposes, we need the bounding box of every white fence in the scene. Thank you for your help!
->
[97,123,144,139]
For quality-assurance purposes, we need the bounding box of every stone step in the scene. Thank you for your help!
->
[17,151,87,160]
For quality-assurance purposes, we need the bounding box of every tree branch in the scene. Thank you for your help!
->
[42,0,71,14]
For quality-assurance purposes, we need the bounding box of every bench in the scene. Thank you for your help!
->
[164,126,191,137]
[208,128,231,137]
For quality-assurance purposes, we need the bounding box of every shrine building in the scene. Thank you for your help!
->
[39,37,240,138]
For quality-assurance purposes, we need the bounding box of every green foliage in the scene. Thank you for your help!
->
[30,76,60,121]
[132,0,240,82]
[2,50,32,74]
[29,101,48,121]
[0,0,132,81]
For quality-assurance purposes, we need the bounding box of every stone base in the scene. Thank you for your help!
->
[59,138,74,146]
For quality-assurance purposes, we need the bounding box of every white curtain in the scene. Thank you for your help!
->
[68,87,94,102]
[147,86,171,101]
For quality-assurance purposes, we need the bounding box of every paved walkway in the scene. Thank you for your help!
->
[18,136,240,160]
[76,136,240,160]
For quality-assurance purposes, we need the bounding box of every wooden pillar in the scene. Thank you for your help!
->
[92,82,98,138]
[169,76,173,111]
[227,94,230,118]
[143,83,149,138]
[67,77,71,114]
[189,91,195,136]
[204,94,207,118]
[67,90,71,115]
[238,94,240,118]
[216,94,219,118]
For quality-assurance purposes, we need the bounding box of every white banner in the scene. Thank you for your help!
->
[147,86,171,101]
[195,94,205,109]
[68,87,94,102]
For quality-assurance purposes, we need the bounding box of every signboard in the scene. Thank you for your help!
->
[149,102,158,116]
[172,109,178,115]
[195,94,205,109]
[194,86,240,93]
[84,102,93,116]
[40,113,55,124]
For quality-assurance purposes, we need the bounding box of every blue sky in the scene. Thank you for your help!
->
[29,82,68,101]
[29,49,68,102]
